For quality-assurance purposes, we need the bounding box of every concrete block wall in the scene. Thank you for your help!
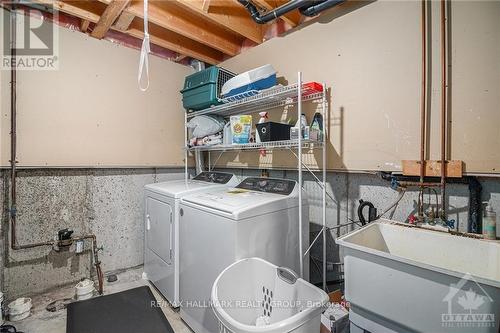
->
[0,168,188,299]
[1,167,499,297]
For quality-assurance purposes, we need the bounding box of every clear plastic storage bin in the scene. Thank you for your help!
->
[211,258,329,333]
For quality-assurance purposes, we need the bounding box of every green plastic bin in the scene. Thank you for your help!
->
[180,66,235,111]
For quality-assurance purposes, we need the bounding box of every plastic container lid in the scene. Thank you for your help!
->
[75,279,95,295]
[8,297,32,315]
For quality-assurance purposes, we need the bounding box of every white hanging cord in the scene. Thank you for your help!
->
[138,0,150,91]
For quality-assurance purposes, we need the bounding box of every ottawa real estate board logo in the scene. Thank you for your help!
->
[2,2,59,70]
[441,273,496,330]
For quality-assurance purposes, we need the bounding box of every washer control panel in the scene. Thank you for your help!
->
[236,178,295,195]
[193,172,234,184]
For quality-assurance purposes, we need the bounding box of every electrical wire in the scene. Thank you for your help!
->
[311,255,342,266]
[310,256,330,293]
[376,189,407,219]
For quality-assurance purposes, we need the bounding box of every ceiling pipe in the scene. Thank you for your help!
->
[237,0,308,24]
[299,0,344,17]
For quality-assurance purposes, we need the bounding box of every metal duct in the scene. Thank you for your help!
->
[299,0,344,17]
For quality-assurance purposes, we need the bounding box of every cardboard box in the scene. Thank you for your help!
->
[320,290,349,333]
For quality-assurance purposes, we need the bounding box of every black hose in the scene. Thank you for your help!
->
[357,199,377,225]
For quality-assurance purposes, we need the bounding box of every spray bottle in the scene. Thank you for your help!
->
[256,112,268,144]
[483,202,497,240]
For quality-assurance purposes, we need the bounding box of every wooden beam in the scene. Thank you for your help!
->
[172,0,263,44]
[202,0,211,13]
[251,0,301,27]
[91,0,131,39]
[128,20,224,64]
[402,160,464,178]
[175,54,188,62]
[32,0,223,64]
[99,0,241,56]
[80,19,90,32]
[113,11,135,31]
[34,0,105,22]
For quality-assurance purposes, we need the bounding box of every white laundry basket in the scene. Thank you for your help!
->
[211,258,329,333]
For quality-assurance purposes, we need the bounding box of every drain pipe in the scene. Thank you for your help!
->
[8,8,104,294]
[299,0,344,17]
[237,0,308,24]
[238,0,344,23]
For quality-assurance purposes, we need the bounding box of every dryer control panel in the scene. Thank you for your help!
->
[236,178,296,195]
[193,172,234,184]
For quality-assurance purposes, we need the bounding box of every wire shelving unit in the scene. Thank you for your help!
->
[183,72,329,291]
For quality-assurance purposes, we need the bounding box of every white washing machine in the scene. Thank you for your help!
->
[179,177,309,333]
[143,171,239,307]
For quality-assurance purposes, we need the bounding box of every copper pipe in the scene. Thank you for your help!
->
[399,181,442,188]
[418,0,427,220]
[440,0,447,218]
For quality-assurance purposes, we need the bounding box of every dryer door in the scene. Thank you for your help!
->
[146,197,173,265]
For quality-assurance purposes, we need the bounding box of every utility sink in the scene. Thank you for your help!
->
[336,219,500,333]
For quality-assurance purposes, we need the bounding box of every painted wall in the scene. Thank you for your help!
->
[219,0,500,174]
[0,9,191,167]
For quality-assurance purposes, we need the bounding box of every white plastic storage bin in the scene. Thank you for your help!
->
[211,258,328,333]
[221,64,276,98]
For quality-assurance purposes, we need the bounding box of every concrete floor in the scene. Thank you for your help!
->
[4,266,192,333]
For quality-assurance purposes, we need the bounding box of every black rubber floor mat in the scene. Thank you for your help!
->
[67,286,174,333]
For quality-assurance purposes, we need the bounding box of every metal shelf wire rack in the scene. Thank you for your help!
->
[187,139,323,152]
[183,73,329,292]
[186,83,323,119]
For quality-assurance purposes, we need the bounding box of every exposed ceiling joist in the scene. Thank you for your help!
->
[32,0,222,64]
[172,0,263,44]
[128,19,224,64]
[26,0,316,65]
[80,19,90,32]
[91,0,130,39]
[104,0,241,56]
[113,10,135,31]
[201,0,211,13]
[175,54,188,62]
[35,0,105,22]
